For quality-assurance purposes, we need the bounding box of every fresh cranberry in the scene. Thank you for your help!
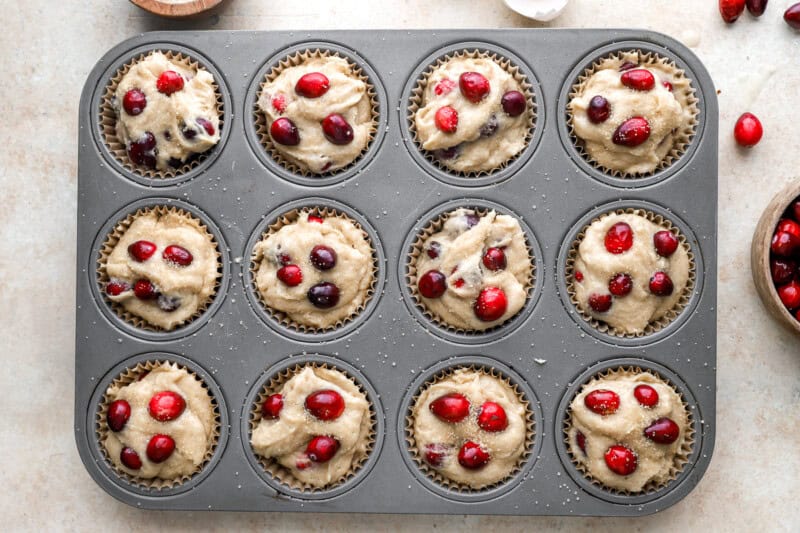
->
[605,222,634,254]
[307,282,340,308]
[771,231,800,257]
[634,384,660,407]
[474,286,508,322]
[575,271,584,282]
[429,393,470,423]
[181,124,197,140]
[459,72,491,103]
[295,72,330,98]
[271,93,286,113]
[162,244,193,266]
[618,61,637,72]
[424,443,449,467]
[128,240,156,262]
[196,118,215,136]
[305,390,345,421]
[644,417,681,444]
[270,117,300,146]
[133,279,157,300]
[784,3,800,28]
[146,434,176,463]
[157,294,180,312]
[608,273,633,297]
[308,214,324,224]
[621,69,656,91]
[604,445,637,476]
[746,0,768,16]
[322,113,354,145]
[613,117,651,147]
[662,81,674,92]
[464,213,480,229]
[262,394,283,419]
[418,270,447,299]
[458,441,490,469]
[649,271,675,296]
[156,70,184,95]
[295,456,312,470]
[588,293,612,313]
[435,145,461,160]
[477,402,508,432]
[434,78,456,96]
[654,230,679,257]
[587,95,611,124]
[719,0,746,22]
[426,241,441,259]
[733,112,763,147]
[106,280,130,296]
[277,264,303,286]
[576,431,587,455]
[482,247,506,271]
[120,447,142,470]
[771,258,796,285]
[127,132,157,168]
[107,400,131,432]
[778,281,800,309]
[309,245,337,271]
[305,436,339,463]
[778,219,800,239]
[453,278,466,288]
[122,89,147,116]
[501,90,526,117]
[584,389,620,415]
[479,115,499,137]
[148,391,186,422]
[435,106,458,133]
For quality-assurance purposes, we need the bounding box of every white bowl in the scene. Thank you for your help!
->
[503,0,569,22]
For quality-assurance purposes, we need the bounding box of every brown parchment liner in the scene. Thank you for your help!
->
[99,50,225,179]
[566,49,700,179]
[407,49,537,177]
[565,208,696,338]
[404,364,535,492]
[254,49,380,177]
[95,360,221,490]
[406,207,535,335]
[249,206,378,333]
[562,366,695,495]
[96,205,223,332]
[248,362,378,493]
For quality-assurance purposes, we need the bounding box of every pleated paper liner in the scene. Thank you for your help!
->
[562,365,695,496]
[249,206,378,334]
[95,359,221,490]
[565,208,696,338]
[406,206,535,335]
[99,49,225,179]
[566,49,700,179]
[248,362,378,493]
[404,364,535,493]
[253,48,379,177]
[96,205,222,332]
[406,48,536,177]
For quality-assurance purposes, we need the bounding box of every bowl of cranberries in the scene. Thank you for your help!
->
[751,181,800,335]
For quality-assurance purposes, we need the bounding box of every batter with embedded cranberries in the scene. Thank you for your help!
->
[114,52,221,171]
[414,55,530,173]
[253,211,374,329]
[103,210,219,331]
[411,369,528,488]
[258,55,373,174]
[568,370,690,492]
[414,208,531,331]
[103,362,216,481]
[572,212,690,334]
[250,366,372,488]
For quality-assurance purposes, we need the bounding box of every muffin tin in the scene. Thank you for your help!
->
[75,29,718,515]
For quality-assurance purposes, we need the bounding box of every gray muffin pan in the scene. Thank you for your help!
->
[75,29,717,515]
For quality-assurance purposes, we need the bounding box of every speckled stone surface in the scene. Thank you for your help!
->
[1,0,799,530]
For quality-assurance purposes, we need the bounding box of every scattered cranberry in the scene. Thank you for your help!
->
[654,230,679,257]
[427,241,442,259]
[604,445,637,476]
[128,240,156,262]
[778,281,800,309]
[271,93,287,113]
[156,70,184,95]
[482,247,507,271]
[618,61,637,72]
[746,0,768,16]
[474,286,508,322]
[621,69,656,91]
[435,106,458,133]
[771,231,800,256]
[106,280,130,296]
[649,271,675,296]
[196,118,215,136]
[278,254,292,266]
[158,294,180,312]
[588,293,613,313]
[613,117,651,147]
[305,436,339,463]
[424,443,449,467]
[305,390,345,421]
[662,81,674,92]
[584,389,620,416]
[733,112,763,147]
[719,0,746,23]
[277,264,303,286]
[634,384,660,407]
[120,447,142,470]
[608,273,633,297]
[146,434,176,463]
[429,393,470,423]
[133,279,157,300]
[576,431,587,455]
[418,270,447,299]
[477,401,508,432]
[309,245,337,271]
[148,391,186,422]
[270,117,301,146]
[770,258,796,285]
[295,72,330,98]
[127,132,157,168]
[434,78,456,96]
[501,90,526,117]
[307,282,340,308]
[262,394,283,419]
[322,113,354,145]
[644,417,681,444]
[785,3,800,29]
[122,89,147,116]
[163,244,193,267]
[453,278,466,288]
[308,214,324,224]
[587,95,610,124]
[458,441,490,469]
[605,222,634,254]
[575,271,584,282]
[107,400,131,432]
[459,72,491,103]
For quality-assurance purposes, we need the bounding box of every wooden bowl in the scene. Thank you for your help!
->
[130,0,223,18]
[751,179,800,336]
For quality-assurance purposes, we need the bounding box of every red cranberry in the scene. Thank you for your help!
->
[196,118,215,136]
[133,279,157,300]
[604,445,637,476]
[634,384,660,407]
[654,230,679,257]
[434,78,456,96]
[418,270,447,299]
[747,0,768,16]
[106,280,130,296]
[436,145,461,160]
[309,245,337,271]
[295,456,312,470]
[157,294,180,312]
[295,72,330,98]
[778,281,800,309]
[621,69,656,91]
[588,293,613,313]
[271,93,286,113]
[122,89,147,116]
[120,447,142,470]
[459,72,491,103]
[613,117,651,147]
[618,61,637,72]
[608,273,633,297]
[426,241,441,259]
[501,90,526,117]
[771,231,800,257]
[587,95,611,124]
[644,417,681,444]
[128,240,156,262]
[127,132,157,168]
[576,431,587,455]
[482,247,507,271]
[308,214,324,224]
[719,0,746,22]
[148,391,186,422]
[156,70,184,95]
[479,114,499,137]
[584,389,620,415]
[778,219,800,239]
[262,394,283,419]
[733,112,763,147]
[605,222,634,254]
[181,123,197,140]
[649,271,675,296]
[771,258,796,285]
[662,81,674,92]
[423,443,449,467]
[322,113,354,145]
[107,400,131,432]
[307,282,340,308]
[429,393,470,423]
[453,278,466,288]
[575,271,584,282]
[305,390,345,421]
[270,117,300,146]
[162,244,193,266]
[784,3,800,28]
[435,106,458,133]
[146,434,176,463]
[477,401,508,432]
[305,436,339,463]
[474,286,508,322]
[277,264,303,286]
[464,213,480,229]
[458,441,490,469]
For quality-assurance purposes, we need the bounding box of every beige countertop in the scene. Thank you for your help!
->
[2,0,799,530]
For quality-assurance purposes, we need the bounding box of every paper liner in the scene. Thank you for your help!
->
[566,49,700,179]
[404,364,535,492]
[407,49,536,177]
[95,359,221,490]
[406,206,535,335]
[248,362,378,492]
[565,208,696,338]
[253,49,379,177]
[249,206,378,333]
[96,205,222,332]
[99,50,225,179]
[562,366,695,495]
